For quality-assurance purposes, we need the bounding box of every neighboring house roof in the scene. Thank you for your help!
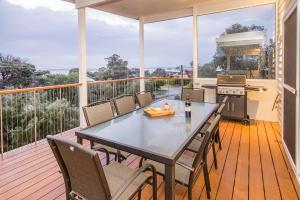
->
[216,31,266,47]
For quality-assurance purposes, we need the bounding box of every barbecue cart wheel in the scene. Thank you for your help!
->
[242,117,250,125]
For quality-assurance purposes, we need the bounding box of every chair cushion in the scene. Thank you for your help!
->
[104,161,150,199]
[143,154,194,185]
[93,143,131,158]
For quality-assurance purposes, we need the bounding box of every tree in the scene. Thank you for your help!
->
[69,68,79,74]
[0,54,36,89]
[89,54,130,80]
[224,23,266,34]
[151,68,167,77]
[104,54,129,79]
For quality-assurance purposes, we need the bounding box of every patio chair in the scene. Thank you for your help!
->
[47,135,157,200]
[136,91,153,107]
[196,101,226,148]
[113,95,136,115]
[140,114,221,200]
[191,102,225,161]
[187,113,222,169]
[83,101,130,164]
[181,88,205,103]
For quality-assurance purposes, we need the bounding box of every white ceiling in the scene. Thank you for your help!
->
[65,0,276,22]
[95,0,201,19]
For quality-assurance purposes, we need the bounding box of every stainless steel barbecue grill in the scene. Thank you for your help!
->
[216,75,249,124]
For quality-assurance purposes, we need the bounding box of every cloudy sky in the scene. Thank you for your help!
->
[0,0,275,72]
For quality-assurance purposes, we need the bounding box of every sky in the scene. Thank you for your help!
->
[0,0,275,72]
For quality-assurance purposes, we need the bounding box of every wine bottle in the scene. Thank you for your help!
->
[185,95,191,118]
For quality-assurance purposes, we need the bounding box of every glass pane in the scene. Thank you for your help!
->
[197,4,275,79]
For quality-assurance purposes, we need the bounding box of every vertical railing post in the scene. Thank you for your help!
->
[0,95,3,159]
[112,82,115,98]
[167,79,170,97]
[34,91,37,145]
[154,80,157,99]
[60,88,63,135]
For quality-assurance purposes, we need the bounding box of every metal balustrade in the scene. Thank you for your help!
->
[0,77,192,158]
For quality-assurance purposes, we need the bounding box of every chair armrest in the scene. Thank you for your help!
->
[176,161,194,172]
[112,163,156,200]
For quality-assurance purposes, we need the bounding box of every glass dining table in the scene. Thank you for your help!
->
[76,99,218,200]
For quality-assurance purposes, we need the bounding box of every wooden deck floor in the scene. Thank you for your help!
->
[0,120,299,200]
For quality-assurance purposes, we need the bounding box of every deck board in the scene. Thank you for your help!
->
[0,120,299,200]
[257,120,281,200]
[248,120,265,200]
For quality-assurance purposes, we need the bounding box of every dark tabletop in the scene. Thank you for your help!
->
[76,99,218,164]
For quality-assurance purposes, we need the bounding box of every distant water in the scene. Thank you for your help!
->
[36,67,98,75]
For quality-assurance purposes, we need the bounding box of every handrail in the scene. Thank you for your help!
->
[144,77,193,81]
[87,77,140,85]
[0,83,82,95]
[0,77,192,95]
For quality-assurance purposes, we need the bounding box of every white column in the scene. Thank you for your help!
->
[78,8,88,128]
[139,19,145,92]
[192,7,198,80]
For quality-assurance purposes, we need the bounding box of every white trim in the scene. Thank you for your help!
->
[283,0,298,21]
[143,8,192,24]
[282,140,300,183]
[78,8,88,128]
[139,19,145,92]
[192,7,198,81]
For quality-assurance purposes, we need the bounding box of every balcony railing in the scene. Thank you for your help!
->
[0,77,192,158]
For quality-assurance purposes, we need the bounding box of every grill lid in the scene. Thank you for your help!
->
[217,75,246,86]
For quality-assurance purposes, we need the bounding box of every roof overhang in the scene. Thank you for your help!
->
[217,31,267,47]
[216,31,267,56]
[64,0,276,23]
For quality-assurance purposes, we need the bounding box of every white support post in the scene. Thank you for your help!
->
[192,7,198,80]
[139,19,145,92]
[78,8,88,128]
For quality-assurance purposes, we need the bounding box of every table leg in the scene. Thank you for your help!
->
[165,163,175,200]
[77,136,83,144]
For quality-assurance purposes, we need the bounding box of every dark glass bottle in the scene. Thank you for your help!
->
[185,95,191,118]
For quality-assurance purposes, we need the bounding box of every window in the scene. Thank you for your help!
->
[197,4,275,79]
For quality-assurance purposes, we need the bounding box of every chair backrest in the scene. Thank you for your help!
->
[114,95,136,115]
[136,91,153,107]
[181,88,204,102]
[47,135,111,200]
[216,103,226,115]
[192,114,221,175]
[82,101,114,126]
